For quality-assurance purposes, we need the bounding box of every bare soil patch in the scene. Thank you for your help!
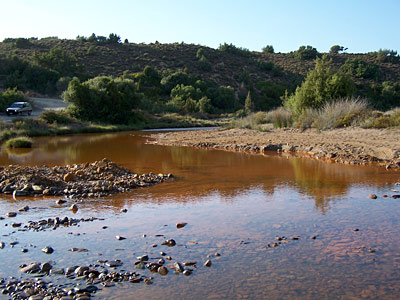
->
[149,127,400,168]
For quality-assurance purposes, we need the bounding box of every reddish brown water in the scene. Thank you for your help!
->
[1,131,400,299]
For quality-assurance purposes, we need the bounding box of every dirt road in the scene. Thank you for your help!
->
[0,97,68,122]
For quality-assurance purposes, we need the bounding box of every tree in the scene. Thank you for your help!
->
[108,33,121,44]
[329,45,347,54]
[293,45,320,60]
[244,91,254,114]
[62,76,141,124]
[284,55,354,115]
[262,45,274,53]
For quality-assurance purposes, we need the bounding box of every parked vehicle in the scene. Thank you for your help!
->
[5,102,32,116]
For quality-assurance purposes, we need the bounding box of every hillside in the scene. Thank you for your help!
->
[0,37,399,112]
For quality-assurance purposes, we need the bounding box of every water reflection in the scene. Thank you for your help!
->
[0,131,397,212]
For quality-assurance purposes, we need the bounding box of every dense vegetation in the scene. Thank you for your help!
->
[0,35,399,129]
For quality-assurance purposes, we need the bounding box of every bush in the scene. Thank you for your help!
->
[340,58,381,80]
[33,46,79,77]
[262,45,274,53]
[0,88,27,111]
[284,55,354,115]
[5,137,33,148]
[293,45,320,60]
[329,45,346,54]
[295,98,369,130]
[375,49,399,63]
[265,107,293,128]
[218,43,250,57]
[40,110,75,124]
[62,76,142,124]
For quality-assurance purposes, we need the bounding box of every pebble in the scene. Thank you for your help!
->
[120,208,128,213]
[106,260,123,267]
[41,246,54,254]
[56,199,67,205]
[6,212,17,218]
[368,194,378,199]
[183,270,192,276]
[176,222,187,229]
[204,260,212,267]
[162,239,176,247]
[174,262,184,273]
[115,235,126,240]
[157,266,168,275]
[0,242,4,249]
[20,263,41,273]
[18,205,30,212]
[69,204,78,212]
[137,255,149,262]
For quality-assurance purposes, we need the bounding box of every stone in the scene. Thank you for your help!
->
[137,255,148,262]
[18,206,30,212]
[42,246,54,254]
[183,270,191,276]
[161,239,176,247]
[157,266,168,275]
[204,260,212,267]
[120,208,128,213]
[174,262,184,273]
[176,222,187,229]
[0,242,5,249]
[63,173,76,182]
[69,204,78,212]
[20,263,41,273]
[115,235,126,240]
[40,262,52,273]
[105,260,122,267]
[56,199,67,205]
[368,194,378,199]
[13,190,29,198]
[75,266,89,276]
[6,212,17,218]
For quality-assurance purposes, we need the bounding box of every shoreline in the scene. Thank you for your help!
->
[149,127,400,169]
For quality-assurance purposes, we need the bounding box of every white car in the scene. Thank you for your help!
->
[6,102,32,116]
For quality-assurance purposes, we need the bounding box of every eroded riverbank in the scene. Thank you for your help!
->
[149,127,400,168]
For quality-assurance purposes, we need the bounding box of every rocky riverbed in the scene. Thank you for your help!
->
[0,158,173,199]
[149,127,400,169]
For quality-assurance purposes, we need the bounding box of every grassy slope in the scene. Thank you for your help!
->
[1,39,399,94]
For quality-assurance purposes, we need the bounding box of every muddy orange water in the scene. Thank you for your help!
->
[1,131,400,299]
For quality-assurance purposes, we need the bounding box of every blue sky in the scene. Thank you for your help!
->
[1,0,399,53]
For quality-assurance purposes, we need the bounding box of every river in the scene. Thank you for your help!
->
[0,131,399,299]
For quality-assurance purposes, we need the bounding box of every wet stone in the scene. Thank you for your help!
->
[157,266,168,276]
[174,262,184,273]
[368,194,378,199]
[176,222,187,229]
[183,270,192,276]
[115,235,126,240]
[204,260,212,267]
[42,246,54,254]
[0,242,4,249]
[161,239,176,247]
[6,212,17,218]
[20,263,41,274]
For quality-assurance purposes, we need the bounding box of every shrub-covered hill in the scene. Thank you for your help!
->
[0,37,399,112]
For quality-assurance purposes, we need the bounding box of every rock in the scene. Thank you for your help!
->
[137,255,149,262]
[18,206,30,212]
[0,242,5,249]
[21,248,28,253]
[161,239,176,247]
[69,204,78,212]
[11,223,22,228]
[68,248,88,252]
[75,266,89,276]
[176,222,187,229]
[56,199,67,205]
[204,260,212,267]
[40,262,52,273]
[368,194,378,199]
[20,263,41,273]
[105,260,123,267]
[120,208,128,213]
[183,261,197,266]
[13,190,29,198]
[215,252,221,257]
[42,246,54,254]
[115,235,126,240]
[392,194,400,199]
[63,173,76,182]
[135,262,145,269]
[183,270,191,276]
[101,281,115,287]
[157,266,168,275]
[6,212,17,218]
[174,262,184,273]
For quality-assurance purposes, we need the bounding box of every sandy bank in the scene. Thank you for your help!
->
[149,127,400,169]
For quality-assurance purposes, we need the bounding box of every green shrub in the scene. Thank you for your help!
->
[40,110,75,124]
[375,49,399,63]
[262,45,274,53]
[0,88,27,111]
[292,45,320,60]
[62,76,141,124]
[33,46,79,77]
[284,55,354,115]
[265,107,293,128]
[218,43,250,57]
[329,45,346,54]
[340,58,381,80]
[5,137,33,148]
